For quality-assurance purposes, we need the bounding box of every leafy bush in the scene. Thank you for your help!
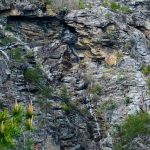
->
[114,111,150,150]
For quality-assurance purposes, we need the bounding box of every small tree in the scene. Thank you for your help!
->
[114,111,150,150]
[0,101,34,149]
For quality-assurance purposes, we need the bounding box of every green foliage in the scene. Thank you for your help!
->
[102,0,131,14]
[1,0,7,6]
[124,96,132,106]
[61,102,72,114]
[114,111,150,150]
[5,24,13,30]
[25,118,33,130]
[61,101,81,115]
[90,83,102,95]
[80,107,89,115]
[59,86,83,114]
[102,0,109,7]
[10,48,23,61]
[60,85,70,101]
[96,99,117,113]
[24,66,42,84]
[38,85,52,98]
[0,109,9,122]
[142,65,150,91]
[25,138,34,150]
[44,0,54,5]
[110,1,120,11]
[0,37,17,46]
[87,2,93,9]
[142,65,150,75]
[0,37,10,46]
[106,29,117,39]
[79,0,85,9]
[147,78,150,90]
[34,0,86,10]
[0,102,33,149]
[24,50,34,58]
[23,65,53,99]
[26,102,34,120]
[105,12,113,19]
[119,5,131,14]
[116,51,123,62]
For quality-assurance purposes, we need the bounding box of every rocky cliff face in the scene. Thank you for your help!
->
[0,0,150,150]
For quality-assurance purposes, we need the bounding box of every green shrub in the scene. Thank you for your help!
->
[119,5,131,14]
[90,83,102,95]
[61,102,80,115]
[0,37,10,46]
[116,51,123,62]
[44,0,54,5]
[0,37,17,46]
[110,1,120,11]
[147,78,150,90]
[105,12,113,19]
[10,48,23,61]
[24,67,42,84]
[5,24,13,30]
[24,50,34,58]
[114,111,150,150]
[102,0,109,7]
[60,85,70,101]
[124,96,132,106]
[79,0,85,9]
[96,99,117,113]
[0,102,34,149]
[61,102,72,114]
[102,0,131,14]
[0,109,9,122]
[23,65,53,99]
[38,85,52,98]
[142,65,150,75]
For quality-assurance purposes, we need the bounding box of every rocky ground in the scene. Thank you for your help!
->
[0,0,150,150]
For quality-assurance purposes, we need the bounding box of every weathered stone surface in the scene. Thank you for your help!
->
[0,0,150,149]
[0,58,10,84]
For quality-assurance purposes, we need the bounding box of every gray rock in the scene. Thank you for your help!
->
[0,58,10,84]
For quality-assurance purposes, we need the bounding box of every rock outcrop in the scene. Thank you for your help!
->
[0,0,150,150]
